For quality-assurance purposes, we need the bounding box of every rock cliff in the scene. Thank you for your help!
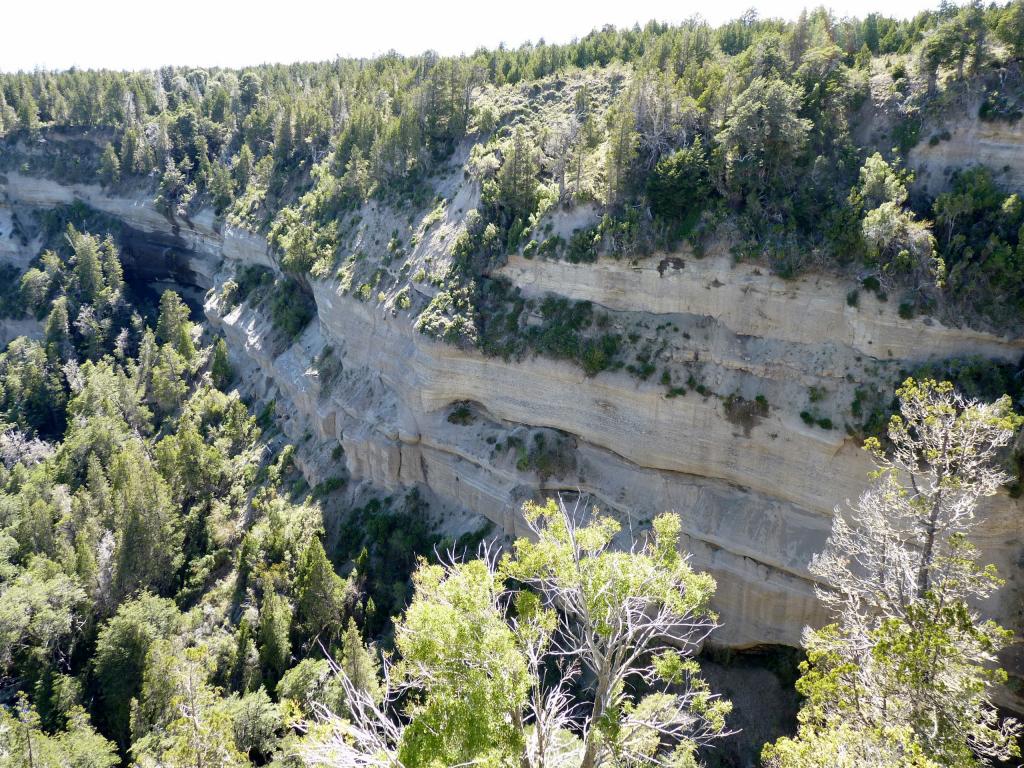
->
[1,169,1022,660]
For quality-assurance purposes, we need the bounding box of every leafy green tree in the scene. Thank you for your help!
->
[306,500,729,768]
[392,557,529,767]
[233,144,254,188]
[17,94,40,137]
[229,618,260,694]
[996,0,1024,60]
[44,297,71,352]
[0,338,66,435]
[119,125,154,174]
[338,617,380,705]
[209,161,235,214]
[861,201,939,283]
[66,359,152,436]
[69,228,104,306]
[155,419,225,510]
[131,646,247,768]
[604,100,639,206]
[921,5,984,84]
[239,72,262,112]
[646,137,711,223]
[0,557,88,683]
[849,152,908,211]
[765,380,1022,767]
[108,440,183,599]
[211,338,233,389]
[847,154,938,286]
[277,658,344,717]
[20,265,53,315]
[99,236,124,305]
[150,344,189,415]
[228,688,282,763]
[156,157,196,217]
[493,126,540,223]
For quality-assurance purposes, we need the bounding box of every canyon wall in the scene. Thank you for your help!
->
[2,171,1023,658]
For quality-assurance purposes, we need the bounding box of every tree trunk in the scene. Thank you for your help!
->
[917,500,941,597]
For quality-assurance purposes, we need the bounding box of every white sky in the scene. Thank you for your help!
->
[4,0,942,73]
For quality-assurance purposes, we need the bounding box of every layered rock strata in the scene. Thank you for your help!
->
[2,171,1022,655]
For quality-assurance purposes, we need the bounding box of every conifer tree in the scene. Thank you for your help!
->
[99,142,121,186]
[156,290,196,362]
[258,591,292,688]
[211,338,232,389]
[17,94,40,137]
[100,236,124,303]
[69,228,104,306]
[495,126,540,222]
[765,380,1022,767]
[294,538,347,647]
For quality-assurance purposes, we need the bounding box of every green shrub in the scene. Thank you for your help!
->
[447,403,475,425]
[723,393,770,433]
[566,227,600,263]
[236,264,275,304]
[269,279,316,338]
[312,476,346,499]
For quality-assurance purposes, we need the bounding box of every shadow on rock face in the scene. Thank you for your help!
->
[697,645,803,768]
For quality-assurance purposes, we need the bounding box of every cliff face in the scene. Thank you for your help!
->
[909,115,1024,195]
[2,170,1023,655]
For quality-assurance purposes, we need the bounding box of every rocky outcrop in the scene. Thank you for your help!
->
[500,253,1024,363]
[0,318,43,347]
[909,115,1024,194]
[3,172,1023,656]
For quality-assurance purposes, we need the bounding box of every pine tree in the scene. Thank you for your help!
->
[233,144,254,189]
[0,695,118,768]
[604,100,639,206]
[44,297,70,352]
[338,617,380,704]
[94,595,181,748]
[996,0,1024,60]
[257,591,292,687]
[100,235,124,305]
[156,290,196,361]
[765,380,1023,766]
[17,94,40,137]
[99,142,121,186]
[230,618,260,693]
[108,441,183,599]
[211,338,232,389]
[150,344,188,415]
[294,537,346,646]
[69,228,104,306]
[495,126,539,222]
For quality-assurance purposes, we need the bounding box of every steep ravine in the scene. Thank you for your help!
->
[2,172,1023,665]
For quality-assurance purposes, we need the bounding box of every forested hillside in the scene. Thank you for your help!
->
[4,1,1024,336]
[3,3,1024,767]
